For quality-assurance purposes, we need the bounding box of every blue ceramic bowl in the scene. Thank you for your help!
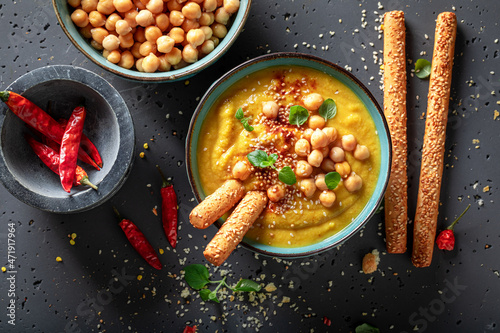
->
[0,65,134,213]
[52,0,251,82]
[186,52,391,258]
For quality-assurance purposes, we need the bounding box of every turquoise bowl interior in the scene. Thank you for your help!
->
[52,0,251,82]
[186,52,392,258]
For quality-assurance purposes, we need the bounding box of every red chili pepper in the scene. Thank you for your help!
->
[182,325,197,333]
[157,165,178,249]
[113,207,162,270]
[59,106,86,193]
[436,204,471,251]
[59,118,103,168]
[25,135,97,190]
[0,91,100,170]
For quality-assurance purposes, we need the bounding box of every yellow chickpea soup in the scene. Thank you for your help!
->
[197,66,381,247]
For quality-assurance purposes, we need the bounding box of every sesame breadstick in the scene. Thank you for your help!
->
[189,179,245,229]
[412,12,457,268]
[383,10,408,254]
[204,191,268,266]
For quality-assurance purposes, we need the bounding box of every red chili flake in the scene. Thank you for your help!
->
[323,316,331,326]
[436,204,471,251]
[182,325,197,333]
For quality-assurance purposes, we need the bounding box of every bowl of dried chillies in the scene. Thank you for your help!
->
[0,65,134,213]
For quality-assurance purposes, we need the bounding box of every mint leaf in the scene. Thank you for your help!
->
[199,288,211,301]
[236,108,254,131]
[234,279,261,292]
[208,290,220,303]
[415,58,431,79]
[355,323,380,333]
[318,98,337,121]
[325,172,341,190]
[247,150,272,168]
[278,166,296,185]
[184,264,210,290]
[289,105,309,126]
[235,107,244,120]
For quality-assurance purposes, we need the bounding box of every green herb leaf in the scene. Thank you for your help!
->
[325,172,341,190]
[199,288,211,301]
[318,98,337,121]
[289,105,309,126]
[235,107,244,120]
[234,279,262,292]
[208,290,220,303]
[260,153,278,168]
[355,323,380,333]
[415,58,431,79]
[278,166,297,185]
[235,108,254,131]
[247,150,273,168]
[184,264,210,290]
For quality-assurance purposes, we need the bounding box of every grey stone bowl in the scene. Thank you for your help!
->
[0,65,134,213]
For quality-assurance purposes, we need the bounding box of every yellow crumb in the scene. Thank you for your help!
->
[1,267,6,272]
[159,248,164,254]
[140,152,145,158]
[483,186,490,192]
[70,239,76,246]
[143,143,149,149]
[56,257,63,262]
[494,110,499,120]
[137,275,143,281]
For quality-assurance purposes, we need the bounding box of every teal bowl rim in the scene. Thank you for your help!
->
[186,52,392,258]
[52,0,252,82]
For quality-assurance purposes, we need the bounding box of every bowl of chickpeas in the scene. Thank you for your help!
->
[52,0,251,81]
[186,52,392,258]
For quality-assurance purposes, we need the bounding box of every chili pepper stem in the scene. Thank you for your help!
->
[447,204,471,230]
[156,165,171,188]
[80,176,98,191]
[0,91,9,102]
[113,206,123,222]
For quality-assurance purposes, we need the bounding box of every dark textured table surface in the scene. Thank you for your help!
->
[1,0,499,332]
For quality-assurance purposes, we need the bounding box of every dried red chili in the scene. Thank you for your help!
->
[59,118,103,168]
[113,207,162,270]
[182,325,197,333]
[157,165,178,249]
[0,91,100,170]
[59,106,86,193]
[25,135,97,190]
[436,204,471,251]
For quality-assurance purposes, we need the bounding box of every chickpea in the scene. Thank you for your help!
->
[344,173,363,192]
[322,127,337,143]
[139,41,157,57]
[300,178,316,198]
[334,161,351,178]
[165,47,182,65]
[203,0,217,12]
[303,93,324,111]
[173,59,188,70]
[232,160,251,180]
[353,144,370,160]
[168,27,185,43]
[315,174,328,191]
[182,44,198,63]
[142,53,160,73]
[71,9,89,28]
[80,25,93,39]
[115,20,132,35]
[90,39,103,50]
[211,23,227,38]
[199,26,213,41]
[81,0,98,12]
[294,138,310,157]
[134,27,146,43]
[167,0,182,10]
[68,0,81,8]
[319,146,329,158]
[145,26,162,43]
[223,0,239,13]
[262,101,279,119]
[105,13,122,30]
[113,0,133,12]
[209,36,220,47]
[157,35,175,53]
[102,49,111,59]
[307,149,324,167]
[182,19,200,31]
[319,190,336,208]
[123,9,139,28]
[200,39,215,54]
[310,128,329,149]
[118,50,134,69]
[308,115,325,130]
[135,57,145,72]
[107,49,121,63]
[214,7,230,25]
[91,27,109,44]
[267,184,286,203]
[96,0,115,15]
[295,160,313,178]
[341,134,357,151]
[303,128,314,142]
[169,10,185,26]
[158,54,172,72]
[156,13,170,32]
[102,34,120,50]
[136,10,155,27]
[320,158,335,173]
[217,0,223,5]
[88,11,106,27]
[182,2,202,20]
[329,147,345,163]
[118,32,134,48]
[133,0,146,9]
[130,42,142,58]
[146,0,164,14]
[186,29,205,47]
[199,12,215,26]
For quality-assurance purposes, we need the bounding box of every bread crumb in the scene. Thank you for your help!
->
[483,186,490,193]
[362,249,380,274]
[494,110,499,120]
